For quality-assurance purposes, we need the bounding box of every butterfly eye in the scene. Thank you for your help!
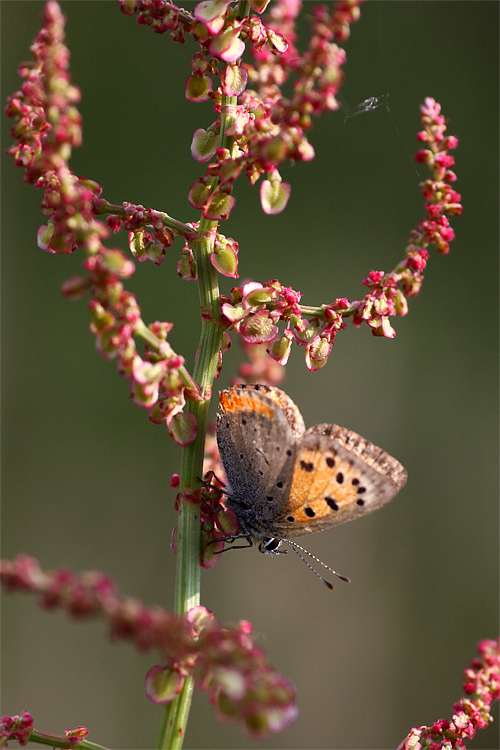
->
[260,538,282,553]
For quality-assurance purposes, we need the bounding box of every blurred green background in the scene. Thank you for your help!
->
[2,2,498,748]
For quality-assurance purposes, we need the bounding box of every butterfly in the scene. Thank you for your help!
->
[216,384,407,586]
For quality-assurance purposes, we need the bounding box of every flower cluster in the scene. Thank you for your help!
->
[4,1,203,446]
[0,556,297,739]
[217,97,461,367]
[219,279,347,370]
[4,0,81,186]
[0,712,33,748]
[122,0,364,217]
[415,97,462,253]
[64,727,89,747]
[398,638,500,750]
[353,96,462,336]
[146,606,297,737]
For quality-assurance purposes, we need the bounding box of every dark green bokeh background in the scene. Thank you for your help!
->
[2,2,498,748]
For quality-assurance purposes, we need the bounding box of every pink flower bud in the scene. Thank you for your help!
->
[132,360,165,386]
[209,23,245,63]
[187,605,214,637]
[167,411,197,447]
[210,240,239,277]
[78,178,102,196]
[96,327,122,360]
[185,74,213,103]
[203,190,236,220]
[131,379,160,408]
[267,330,293,365]
[445,135,459,150]
[128,229,148,262]
[221,302,248,323]
[395,290,409,316]
[102,249,135,278]
[191,127,218,163]
[244,285,275,307]
[65,727,88,741]
[120,0,138,15]
[305,335,333,371]
[215,507,239,536]
[294,319,320,346]
[372,317,396,338]
[146,242,165,266]
[414,149,432,164]
[145,665,185,704]
[200,529,225,568]
[240,312,279,344]
[177,245,197,280]
[37,222,56,252]
[249,0,271,12]
[260,178,291,214]
[61,275,90,300]
[266,29,288,56]
[221,64,248,96]
[261,135,287,165]
[88,300,115,332]
[188,181,211,209]
[195,0,233,34]
[397,727,422,750]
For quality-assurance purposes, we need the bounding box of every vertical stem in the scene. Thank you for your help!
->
[156,92,238,750]
[157,236,221,750]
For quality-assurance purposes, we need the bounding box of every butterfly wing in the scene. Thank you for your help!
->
[216,385,296,535]
[271,423,407,539]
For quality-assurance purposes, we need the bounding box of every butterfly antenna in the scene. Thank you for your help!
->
[282,539,351,589]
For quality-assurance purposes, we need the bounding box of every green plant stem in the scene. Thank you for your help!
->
[156,232,222,750]
[96,201,197,241]
[155,90,238,750]
[28,730,109,750]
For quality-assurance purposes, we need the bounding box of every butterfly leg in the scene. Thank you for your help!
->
[210,532,254,551]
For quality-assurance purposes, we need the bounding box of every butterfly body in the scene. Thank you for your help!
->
[216,384,407,548]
